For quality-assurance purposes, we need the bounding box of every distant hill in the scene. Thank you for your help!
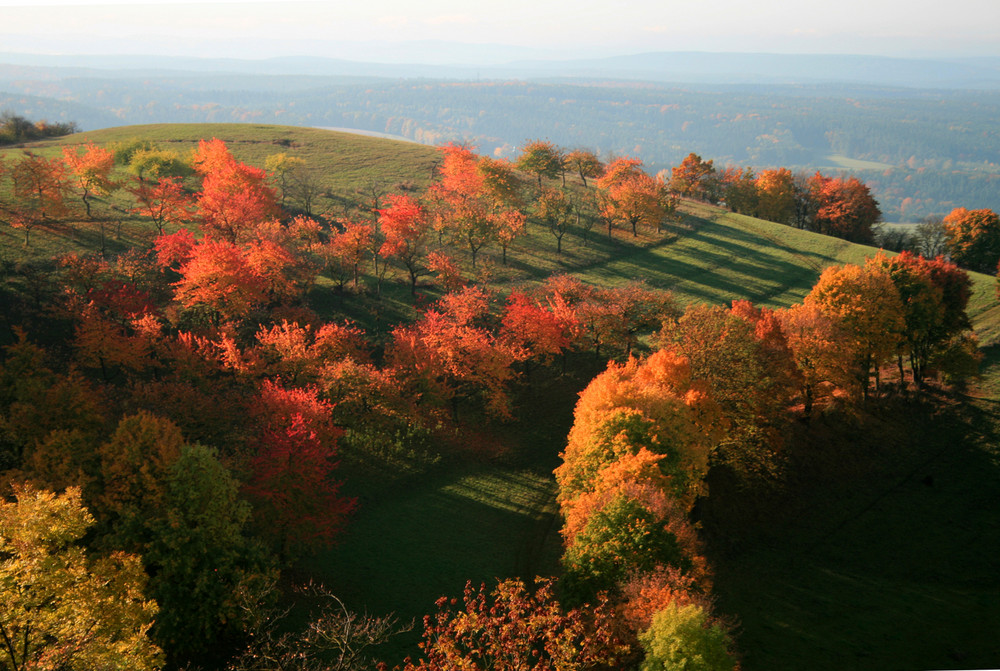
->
[3,51,1000,88]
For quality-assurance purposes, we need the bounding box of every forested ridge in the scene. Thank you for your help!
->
[0,124,998,670]
[3,61,1000,220]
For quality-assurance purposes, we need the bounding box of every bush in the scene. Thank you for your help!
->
[639,602,737,671]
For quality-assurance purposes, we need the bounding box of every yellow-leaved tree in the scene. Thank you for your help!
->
[0,485,162,671]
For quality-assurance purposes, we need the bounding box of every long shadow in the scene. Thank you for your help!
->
[704,393,1000,670]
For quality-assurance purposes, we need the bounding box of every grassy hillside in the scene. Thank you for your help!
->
[2,123,998,669]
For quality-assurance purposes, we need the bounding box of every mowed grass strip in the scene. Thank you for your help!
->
[304,466,560,663]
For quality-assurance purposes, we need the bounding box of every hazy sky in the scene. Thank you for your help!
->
[2,0,998,62]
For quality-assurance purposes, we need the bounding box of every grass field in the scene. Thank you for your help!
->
[3,124,998,669]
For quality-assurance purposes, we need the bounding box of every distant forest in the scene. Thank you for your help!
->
[2,66,999,220]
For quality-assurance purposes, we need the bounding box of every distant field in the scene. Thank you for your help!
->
[822,153,895,171]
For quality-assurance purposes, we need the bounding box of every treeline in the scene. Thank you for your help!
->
[5,73,1000,217]
[547,250,978,669]
[0,110,78,146]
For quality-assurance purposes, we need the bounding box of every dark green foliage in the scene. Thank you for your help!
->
[562,494,688,601]
[0,111,78,146]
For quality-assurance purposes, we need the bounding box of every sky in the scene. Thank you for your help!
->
[1,0,998,62]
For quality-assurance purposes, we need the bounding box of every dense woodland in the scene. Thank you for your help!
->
[0,123,997,670]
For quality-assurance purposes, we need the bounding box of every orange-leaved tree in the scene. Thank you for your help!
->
[943,206,1000,273]
[400,577,629,671]
[192,138,278,243]
[62,141,117,219]
[804,262,906,400]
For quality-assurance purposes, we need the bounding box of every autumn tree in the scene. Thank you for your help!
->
[720,166,757,216]
[870,251,974,385]
[144,443,270,666]
[807,173,881,244]
[574,282,678,360]
[95,412,185,547]
[516,139,563,188]
[564,148,603,187]
[171,237,267,323]
[325,219,373,290]
[804,262,906,400]
[400,578,629,671]
[556,348,723,512]
[659,302,798,478]
[637,602,737,671]
[0,485,162,671]
[754,167,796,225]
[192,138,278,242]
[126,146,191,184]
[63,141,117,219]
[264,152,307,210]
[777,302,855,419]
[560,449,707,601]
[535,187,575,254]
[943,207,1000,273]
[379,194,430,295]
[130,176,194,235]
[5,151,70,246]
[668,153,718,202]
[428,144,526,268]
[244,381,355,560]
[499,290,577,378]
[388,286,521,419]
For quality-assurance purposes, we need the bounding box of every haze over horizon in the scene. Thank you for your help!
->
[2,0,998,64]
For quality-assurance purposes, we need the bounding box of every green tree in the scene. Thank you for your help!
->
[564,148,603,187]
[0,485,162,671]
[516,139,563,188]
[145,444,270,666]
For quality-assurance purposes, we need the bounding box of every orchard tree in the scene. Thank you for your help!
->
[778,302,854,419]
[805,262,906,400]
[6,151,70,246]
[428,144,525,268]
[131,176,194,235]
[668,153,718,202]
[754,168,796,225]
[807,173,881,244]
[720,166,757,216]
[264,152,307,210]
[192,138,278,242]
[564,148,603,187]
[63,142,117,219]
[535,187,575,254]
[516,139,563,188]
[244,381,355,560]
[637,602,737,671]
[943,207,1000,273]
[127,146,190,184]
[388,286,521,419]
[0,485,162,671]
[379,194,430,295]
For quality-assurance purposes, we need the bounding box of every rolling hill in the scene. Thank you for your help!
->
[2,124,999,670]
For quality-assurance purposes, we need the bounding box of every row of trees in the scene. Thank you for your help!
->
[546,250,977,670]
